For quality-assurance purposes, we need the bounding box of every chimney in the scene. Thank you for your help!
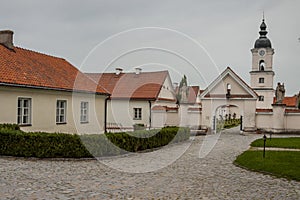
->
[115,67,123,75]
[135,67,142,75]
[0,30,14,50]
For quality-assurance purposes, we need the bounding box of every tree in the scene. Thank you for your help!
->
[179,75,187,88]
[177,75,188,104]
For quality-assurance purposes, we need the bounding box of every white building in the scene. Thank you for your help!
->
[198,18,300,133]
[1,17,299,134]
[0,30,110,134]
[86,69,178,131]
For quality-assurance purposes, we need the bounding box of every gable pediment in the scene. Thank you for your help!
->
[200,67,257,99]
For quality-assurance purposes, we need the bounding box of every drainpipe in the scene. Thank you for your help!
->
[104,95,110,133]
[149,100,152,130]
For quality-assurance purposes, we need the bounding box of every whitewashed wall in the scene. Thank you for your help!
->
[0,86,106,134]
[107,99,151,129]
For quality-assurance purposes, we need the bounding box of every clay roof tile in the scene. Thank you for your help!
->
[0,45,109,95]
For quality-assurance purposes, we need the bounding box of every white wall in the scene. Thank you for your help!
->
[256,106,300,133]
[107,99,151,128]
[256,113,273,131]
[285,114,300,131]
[188,111,201,127]
[0,86,106,134]
[157,74,176,100]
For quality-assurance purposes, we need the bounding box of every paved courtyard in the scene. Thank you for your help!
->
[1,128,299,199]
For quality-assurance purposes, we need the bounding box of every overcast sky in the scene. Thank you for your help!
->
[3,0,300,95]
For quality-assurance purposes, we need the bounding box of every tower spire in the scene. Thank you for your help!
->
[259,17,268,38]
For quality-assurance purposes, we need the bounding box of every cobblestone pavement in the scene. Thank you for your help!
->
[1,128,300,199]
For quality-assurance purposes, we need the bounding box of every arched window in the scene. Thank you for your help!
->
[227,83,231,90]
[259,60,265,71]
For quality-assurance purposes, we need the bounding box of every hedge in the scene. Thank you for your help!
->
[0,124,190,158]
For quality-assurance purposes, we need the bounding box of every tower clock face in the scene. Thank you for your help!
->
[259,49,265,57]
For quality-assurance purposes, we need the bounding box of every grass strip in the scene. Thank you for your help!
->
[251,137,300,149]
[234,150,300,181]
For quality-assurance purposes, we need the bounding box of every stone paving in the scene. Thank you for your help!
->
[1,127,299,199]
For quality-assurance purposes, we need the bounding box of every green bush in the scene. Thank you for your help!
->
[0,123,20,131]
[0,124,190,158]
[133,123,146,131]
[216,119,241,132]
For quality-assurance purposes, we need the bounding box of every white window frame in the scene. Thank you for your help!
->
[80,101,89,123]
[17,97,32,125]
[56,100,67,124]
[133,108,142,120]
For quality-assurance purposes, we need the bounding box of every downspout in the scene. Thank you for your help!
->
[149,100,152,130]
[104,95,110,133]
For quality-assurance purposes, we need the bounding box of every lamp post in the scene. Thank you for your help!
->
[263,134,267,158]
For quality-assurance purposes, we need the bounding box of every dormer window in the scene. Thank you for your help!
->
[259,60,265,71]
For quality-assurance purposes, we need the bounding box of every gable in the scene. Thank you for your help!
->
[157,74,177,101]
[201,67,257,99]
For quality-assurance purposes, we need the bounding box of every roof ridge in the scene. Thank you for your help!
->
[85,70,168,75]
[15,46,65,61]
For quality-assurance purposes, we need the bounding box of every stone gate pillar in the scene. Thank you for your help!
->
[272,104,286,133]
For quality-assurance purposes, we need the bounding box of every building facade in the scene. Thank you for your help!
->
[0,30,109,134]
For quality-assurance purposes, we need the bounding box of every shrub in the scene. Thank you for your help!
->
[0,124,190,158]
[0,123,20,131]
[133,123,146,131]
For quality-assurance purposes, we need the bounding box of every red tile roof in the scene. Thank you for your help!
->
[0,45,109,94]
[152,105,178,111]
[273,96,298,107]
[86,71,169,100]
[204,94,253,98]
[285,109,300,113]
[187,86,199,104]
[188,107,202,111]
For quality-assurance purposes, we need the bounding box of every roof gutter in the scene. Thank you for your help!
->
[0,82,110,96]
[104,95,110,133]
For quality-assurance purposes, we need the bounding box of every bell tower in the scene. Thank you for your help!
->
[250,18,275,108]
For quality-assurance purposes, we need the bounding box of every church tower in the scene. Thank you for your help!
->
[250,18,275,108]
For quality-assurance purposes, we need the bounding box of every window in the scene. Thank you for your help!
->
[17,98,32,125]
[56,100,67,124]
[258,96,264,101]
[259,77,264,83]
[134,108,142,120]
[259,60,265,71]
[80,101,89,123]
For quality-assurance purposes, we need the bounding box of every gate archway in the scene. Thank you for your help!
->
[213,104,243,133]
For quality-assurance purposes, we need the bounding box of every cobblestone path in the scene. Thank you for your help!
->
[1,128,299,199]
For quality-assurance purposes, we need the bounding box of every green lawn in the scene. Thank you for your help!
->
[234,151,300,181]
[251,137,300,149]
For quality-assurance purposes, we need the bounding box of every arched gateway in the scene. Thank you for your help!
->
[200,67,258,133]
[214,104,242,133]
